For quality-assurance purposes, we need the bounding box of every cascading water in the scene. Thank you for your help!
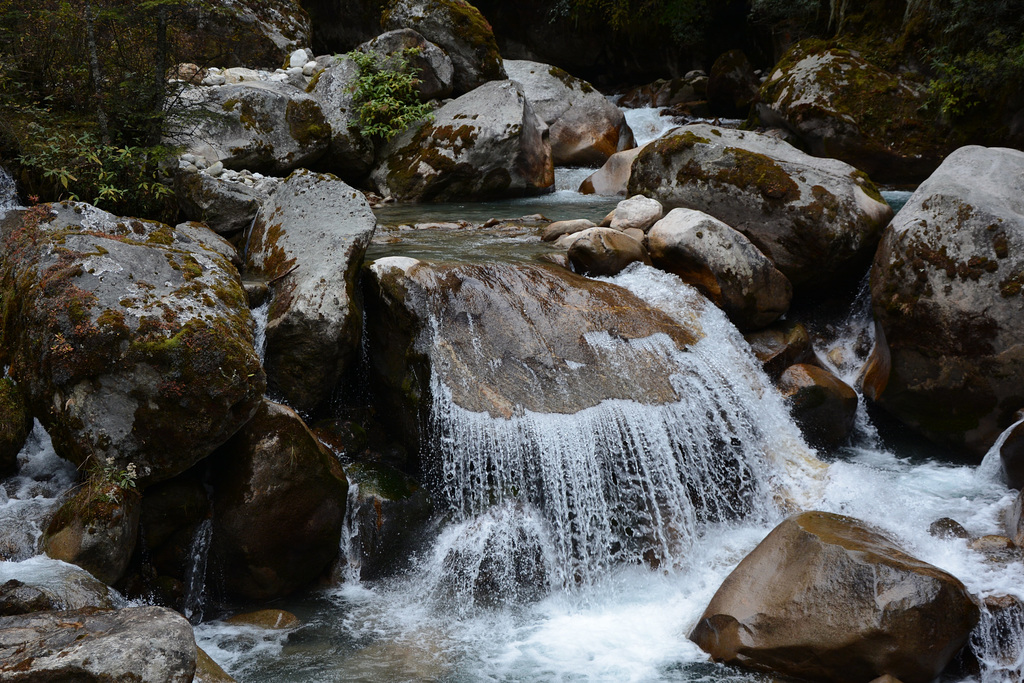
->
[0,165,22,218]
[250,299,270,364]
[182,518,214,624]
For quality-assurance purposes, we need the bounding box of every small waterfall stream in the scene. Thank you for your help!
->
[0,166,21,217]
[182,518,214,624]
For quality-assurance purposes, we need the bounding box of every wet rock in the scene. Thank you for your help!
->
[382,0,506,95]
[504,59,634,166]
[972,594,1024,680]
[0,580,54,615]
[225,608,300,629]
[1007,489,1024,547]
[0,203,265,487]
[244,170,376,413]
[173,0,310,69]
[866,146,1024,460]
[541,218,594,242]
[628,124,893,288]
[743,321,813,380]
[998,418,1024,489]
[372,80,553,202]
[567,227,652,277]
[211,398,348,600]
[579,146,644,196]
[969,535,1015,552]
[196,647,237,683]
[174,171,277,235]
[0,558,122,612]
[0,377,30,475]
[707,50,760,118]
[139,467,210,583]
[929,517,970,540]
[305,55,377,182]
[618,74,707,108]
[690,511,980,683]
[609,194,663,232]
[778,363,858,449]
[359,29,454,101]
[0,605,196,682]
[648,208,792,330]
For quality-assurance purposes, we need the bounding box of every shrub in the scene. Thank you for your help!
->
[346,48,434,142]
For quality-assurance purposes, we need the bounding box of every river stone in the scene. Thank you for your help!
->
[757,41,943,184]
[372,80,553,202]
[541,218,595,242]
[866,146,1024,459]
[0,202,265,488]
[628,124,893,288]
[197,647,237,683]
[225,609,300,629]
[0,558,123,613]
[211,398,348,600]
[0,377,30,475]
[381,0,506,95]
[244,170,376,412]
[566,227,652,277]
[504,59,634,166]
[170,81,329,175]
[777,363,858,449]
[358,29,454,101]
[690,511,980,683]
[174,171,277,235]
[1006,490,1024,547]
[0,605,196,682]
[648,208,792,330]
[708,49,759,118]
[618,74,707,108]
[929,517,970,540]
[743,321,813,380]
[363,258,701,448]
[580,146,644,196]
[306,55,377,181]
[999,418,1024,489]
[610,194,663,232]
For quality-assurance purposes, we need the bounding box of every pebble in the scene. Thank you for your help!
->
[207,161,224,177]
[288,49,308,69]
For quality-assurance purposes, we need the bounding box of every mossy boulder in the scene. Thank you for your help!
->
[628,124,893,288]
[372,80,553,201]
[867,145,1024,460]
[757,41,946,184]
[0,376,31,475]
[503,59,635,166]
[173,0,310,69]
[381,0,506,95]
[210,398,349,601]
[244,170,376,413]
[305,55,377,182]
[359,29,455,101]
[0,202,265,488]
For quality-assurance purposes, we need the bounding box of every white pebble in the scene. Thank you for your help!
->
[288,49,308,69]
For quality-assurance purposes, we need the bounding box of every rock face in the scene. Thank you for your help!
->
[0,606,197,682]
[211,398,348,600]
[647,208,792,330]
[359,29,454,101]
[503,59,634,166]
[690,511,980,683]
[580,146,644,196]
[566,227,651,277]
[628,124,893,287]
[244,170,376,412]
[175,0,310,69]
[867,146,1024,459]
[778,363,858,449]
[999,418,1024,489]
[372,80,553,202]
[757,42,943,183]
[0,203,265,488]
[0,377,30,475]
[172,81,329,175]
[381,0,506,95]
[305,55,377,181]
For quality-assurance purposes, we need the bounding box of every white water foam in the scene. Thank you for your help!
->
[622,107,681,147]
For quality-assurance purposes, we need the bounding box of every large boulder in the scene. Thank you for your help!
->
[647,208,792,330]
[777,363,858,449]
[0,377,30,475]
[244,170,376,412]
[0,557,124,613]
[306,55,378,181]
[708,50,759,118]
[628,124,893,287]
[358,29,454,101]
[757,41,944,184]
[565,227,651,277]
[866,146,1024,459]
[0,606,196,682]
[210,398,348,600]
[579,146,644,196]
[690,511,980,683]
[172,0,310,69]
[371,80,553,201]
[0,203,265,488]
[171,81,329,175]
[381,0,506,95]
[503,59,634,166]
[174,171,279,235]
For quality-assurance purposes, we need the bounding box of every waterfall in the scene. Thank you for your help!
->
[621,108,680,147]
[251,299,270,364]
[338,482,364,583]
[971,601,1024,681]
[0,166,22,218]
[182,518,213,624]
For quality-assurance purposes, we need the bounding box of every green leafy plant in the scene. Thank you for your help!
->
[346,48,434,141]
[88,457,138,504]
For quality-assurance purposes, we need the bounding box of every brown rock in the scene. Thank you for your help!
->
[541,218,595,242]
[579,146,644,196]
[778,364,858,449]
[744,321,813,380]
[225,609,300,629]
[928,517,970,540]
[567,227,652,277]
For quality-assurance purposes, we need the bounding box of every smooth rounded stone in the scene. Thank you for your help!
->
[579,146,644,196]
[690,511,980,683]
[503,59,634,166]
[169,80,329,175]
[1006,489,1024,547]
[598,209,615,227]
[778,364,858,449]
[43,483,142,586]
[757,42,943,184]
[0,377,31,475]
[707,49,760,118]
[225,608,300,629]
[381,0,506,96]
[288,48,309,68]
[622,227,645,244]
[628,124,893,287]
[244,170,376,413]
[647,208,792,330]
[0,557,123,612]
[0,605,197,682]
[358,29,454,101]
[0,203,265,488]
[969,535,1015,552]
[541,218,594,242]
[197,647,237,683]
[743,321,813,380]
[567,227,652,277]
[610,194,663,232]
[211,398,348,601]
[372,80,554,202]
[866,146,1024,460]
[929,517,970,540]
[999,418,1024,489]
[174,171,275,235]
[306,55,376,181]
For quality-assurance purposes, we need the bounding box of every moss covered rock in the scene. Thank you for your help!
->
[359,29,455,101]
[628,124,893,288]
[306,55,377,182]
[0,377,30,475]
[0,202,265,487]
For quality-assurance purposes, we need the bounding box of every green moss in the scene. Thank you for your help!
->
[851,170,885,204]
[286,99,330,148]
[716,148,800,203]
[548,66,594,94]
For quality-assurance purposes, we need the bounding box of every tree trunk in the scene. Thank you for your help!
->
[84,0,111,144]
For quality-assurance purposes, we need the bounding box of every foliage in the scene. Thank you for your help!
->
[552,0,715,48]
[88,457,138,504]
[346,48,434,142]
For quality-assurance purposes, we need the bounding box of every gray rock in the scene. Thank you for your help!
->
[580,146,644,196]
[176,0,310,70]
[0,558,124,613]
[866,146,1024,459]
[244,170,376,413]
[372,80,553,202]
[628,124,893,287]
[610,194,663,232]
[541,218,595,242]
[566,227,652,277]
[648,208,792,330]
[504,59,634,166]
[174,172,273,235]
[359,29,454,101]
[306,55,377,181]
[0,606,196,682]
